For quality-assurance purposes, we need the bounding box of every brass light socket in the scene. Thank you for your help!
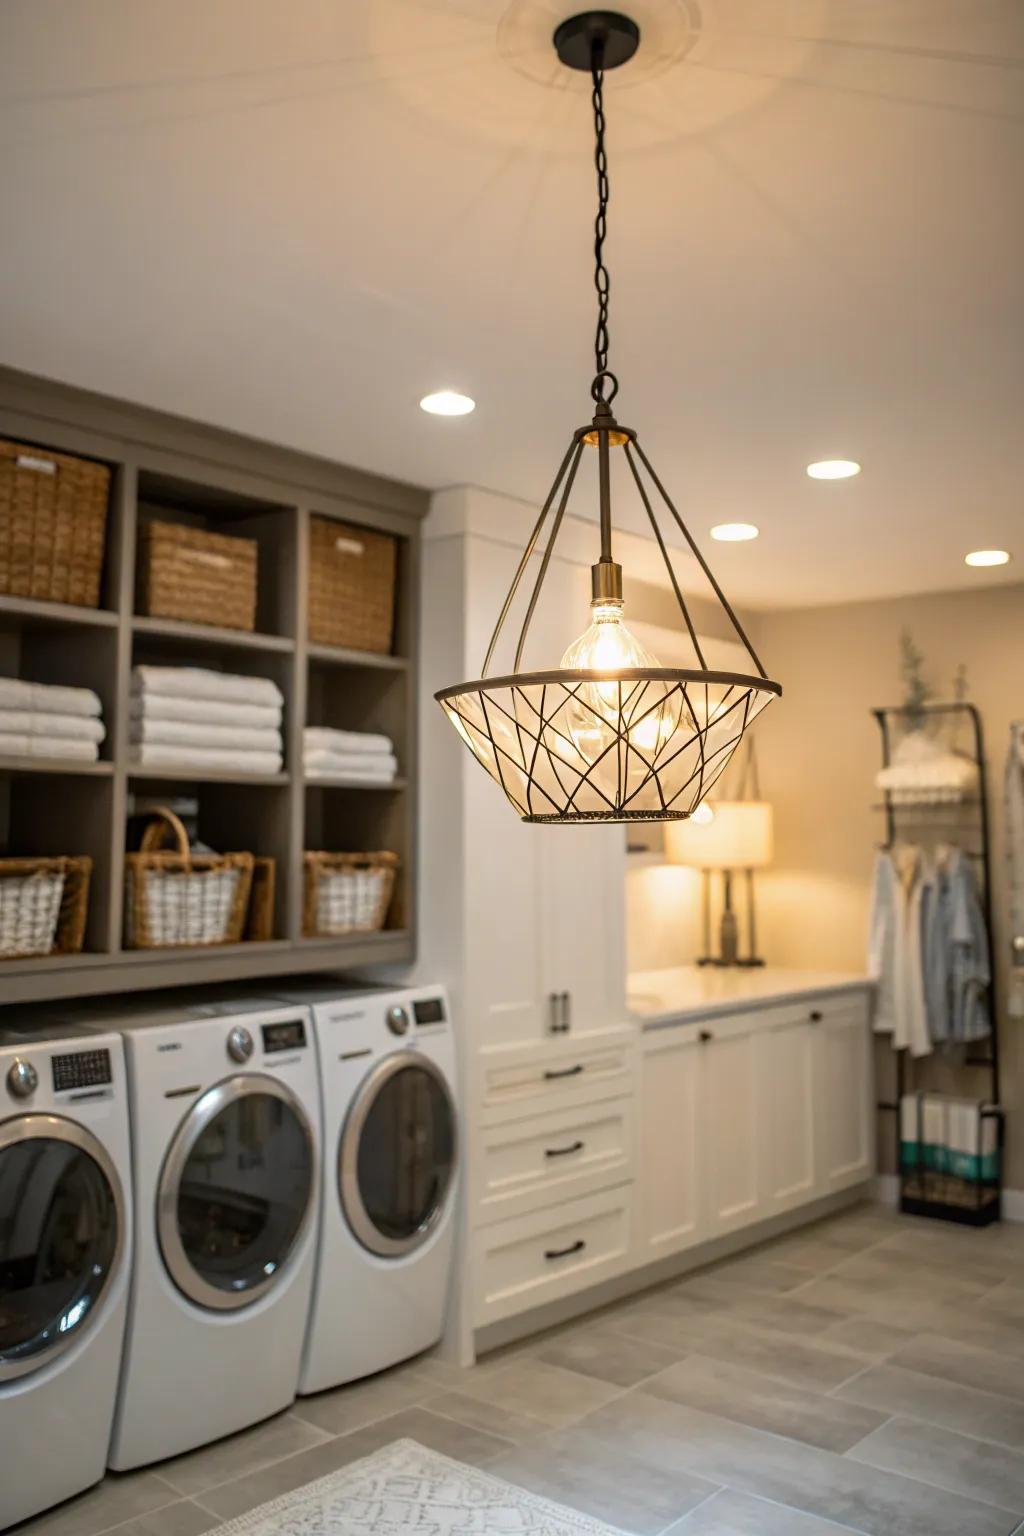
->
[591,560,623,602]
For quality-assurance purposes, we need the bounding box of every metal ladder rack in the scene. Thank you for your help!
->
[873,701,1002,1226]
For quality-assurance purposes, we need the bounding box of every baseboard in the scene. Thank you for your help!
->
[1003,1188,1024,1222]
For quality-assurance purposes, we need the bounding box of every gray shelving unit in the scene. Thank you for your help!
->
[0,367,427,1002]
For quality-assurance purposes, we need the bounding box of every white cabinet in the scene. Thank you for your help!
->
[462,535,626,1051]
[701,1022,761,1238]
[814,1003,873,1192]
[636,986,873,1270]
[757,1017,817,1215]
[637,1030,701,1260]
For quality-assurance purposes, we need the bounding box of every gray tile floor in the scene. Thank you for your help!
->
[18,1202,1024,1536]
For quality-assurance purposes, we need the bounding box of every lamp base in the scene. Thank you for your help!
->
[553,12,641,71]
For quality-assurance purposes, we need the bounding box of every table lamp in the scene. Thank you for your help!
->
[665,800,774,966]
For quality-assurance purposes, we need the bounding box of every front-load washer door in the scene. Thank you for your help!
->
[158,1076,314,1312]
[339,1052,456,1259]
[0,1114,124,1382]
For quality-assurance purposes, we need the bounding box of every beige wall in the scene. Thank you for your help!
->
[753,582,1024,1186]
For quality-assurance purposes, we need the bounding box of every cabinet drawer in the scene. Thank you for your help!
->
[479,1096,633,1225]
[482,1040,632,1122]
[476,1187,631,1327]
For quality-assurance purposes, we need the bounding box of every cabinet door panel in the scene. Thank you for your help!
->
[638,1036,701,1259]
[758,1022,816,1214]
[702,1030,760,1236]
[815,1009,873,1191]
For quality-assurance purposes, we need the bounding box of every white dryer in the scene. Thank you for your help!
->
[0,1025,132,1529]
[96,995,321,1469]
[274,983,458,1393]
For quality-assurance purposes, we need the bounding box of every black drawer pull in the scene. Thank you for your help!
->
[809,1010,823,1023]
[544,1238,586,1261]
[545,1139,584,1159]
[544,1064,583,1080]
[698,1029,714,1043]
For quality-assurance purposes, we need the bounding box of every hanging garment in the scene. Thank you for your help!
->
[921,847,991,1046]
[1007,721,1024,1021]
[868,846,930,1054]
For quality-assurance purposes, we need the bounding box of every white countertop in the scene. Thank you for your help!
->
[628,965,872,1029]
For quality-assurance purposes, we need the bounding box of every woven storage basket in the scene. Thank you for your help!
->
[124,806,254,948]
[0,438,110,607]
[308,516,396,653]
[303,851,397,937]
[0,855,92,959]
[138,520,258,632]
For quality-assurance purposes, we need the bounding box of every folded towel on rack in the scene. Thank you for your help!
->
[304,749,398,781]
[303,726,393,757]
[0,678,101,717]
[0,711,106,743]
[0,732,99,761]
[128,743,283,775]
[130,694,282,729]
[132,666,282,707]
[130,718,282,752]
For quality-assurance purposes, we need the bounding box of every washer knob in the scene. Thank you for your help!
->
[7,1058,38,1100]
[226,1026,254,1063]
[386,1005,410,1036]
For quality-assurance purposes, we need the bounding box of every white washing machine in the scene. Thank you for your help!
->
[0,1024,132,1529]
[90,995,321,1469]
[273,982,458,1393]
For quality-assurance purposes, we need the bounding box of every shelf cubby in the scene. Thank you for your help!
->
[0,366,426,1002]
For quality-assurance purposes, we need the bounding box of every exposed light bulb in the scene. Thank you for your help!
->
[559,600,680,761]
[692,801,715,825]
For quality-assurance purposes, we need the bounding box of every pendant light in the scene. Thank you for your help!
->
[435,11,781,823]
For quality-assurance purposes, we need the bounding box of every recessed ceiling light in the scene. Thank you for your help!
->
[419,390,475,416]
[807,459,860,479]
[710,523,759,542]
[965,549,1011,568]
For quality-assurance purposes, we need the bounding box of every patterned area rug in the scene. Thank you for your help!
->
[210,1438,629,1535]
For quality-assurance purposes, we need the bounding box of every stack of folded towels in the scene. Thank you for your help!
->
[130,666,284,774]
[0,677,105,761]
[303,727,397,783]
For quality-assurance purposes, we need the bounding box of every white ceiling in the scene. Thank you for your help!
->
[1,0,1022,609]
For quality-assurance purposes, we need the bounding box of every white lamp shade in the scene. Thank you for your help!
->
[665,800,774,870]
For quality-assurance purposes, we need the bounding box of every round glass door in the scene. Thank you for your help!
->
[0,1115,123,1382]
[158,1077,314,1311]
[340,1053,456,1258]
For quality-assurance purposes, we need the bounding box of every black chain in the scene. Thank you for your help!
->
[590,51,618,406]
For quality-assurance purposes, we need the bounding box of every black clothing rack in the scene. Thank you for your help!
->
[873,701,1002,1226]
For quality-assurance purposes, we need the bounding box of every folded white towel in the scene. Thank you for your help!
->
[132,666,282,707]
[303,726,393,757]
[304,749,398,781]
[0,711,105,743]
[130,694,282,729]
[131,718,282,752]
[0,678,101,717]
[128,744,283,775]
[0,732,99,761]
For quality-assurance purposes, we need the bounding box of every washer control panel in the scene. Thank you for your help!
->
[262,1018,307,1053]
[226,1025,254,1063]
[52,1048,111,1094]
[7,1058,39,1100]
[412,996,446,1026]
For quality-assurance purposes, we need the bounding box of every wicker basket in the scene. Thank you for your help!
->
[138,520,258,632]
[308,516,396,653]
[124,806,254,949]
[303,851,397,937]
[0,855,92,959]
[0,438,110,607]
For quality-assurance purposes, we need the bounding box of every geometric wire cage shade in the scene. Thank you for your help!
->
[433,10,781,821]
[436,426,781,824]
